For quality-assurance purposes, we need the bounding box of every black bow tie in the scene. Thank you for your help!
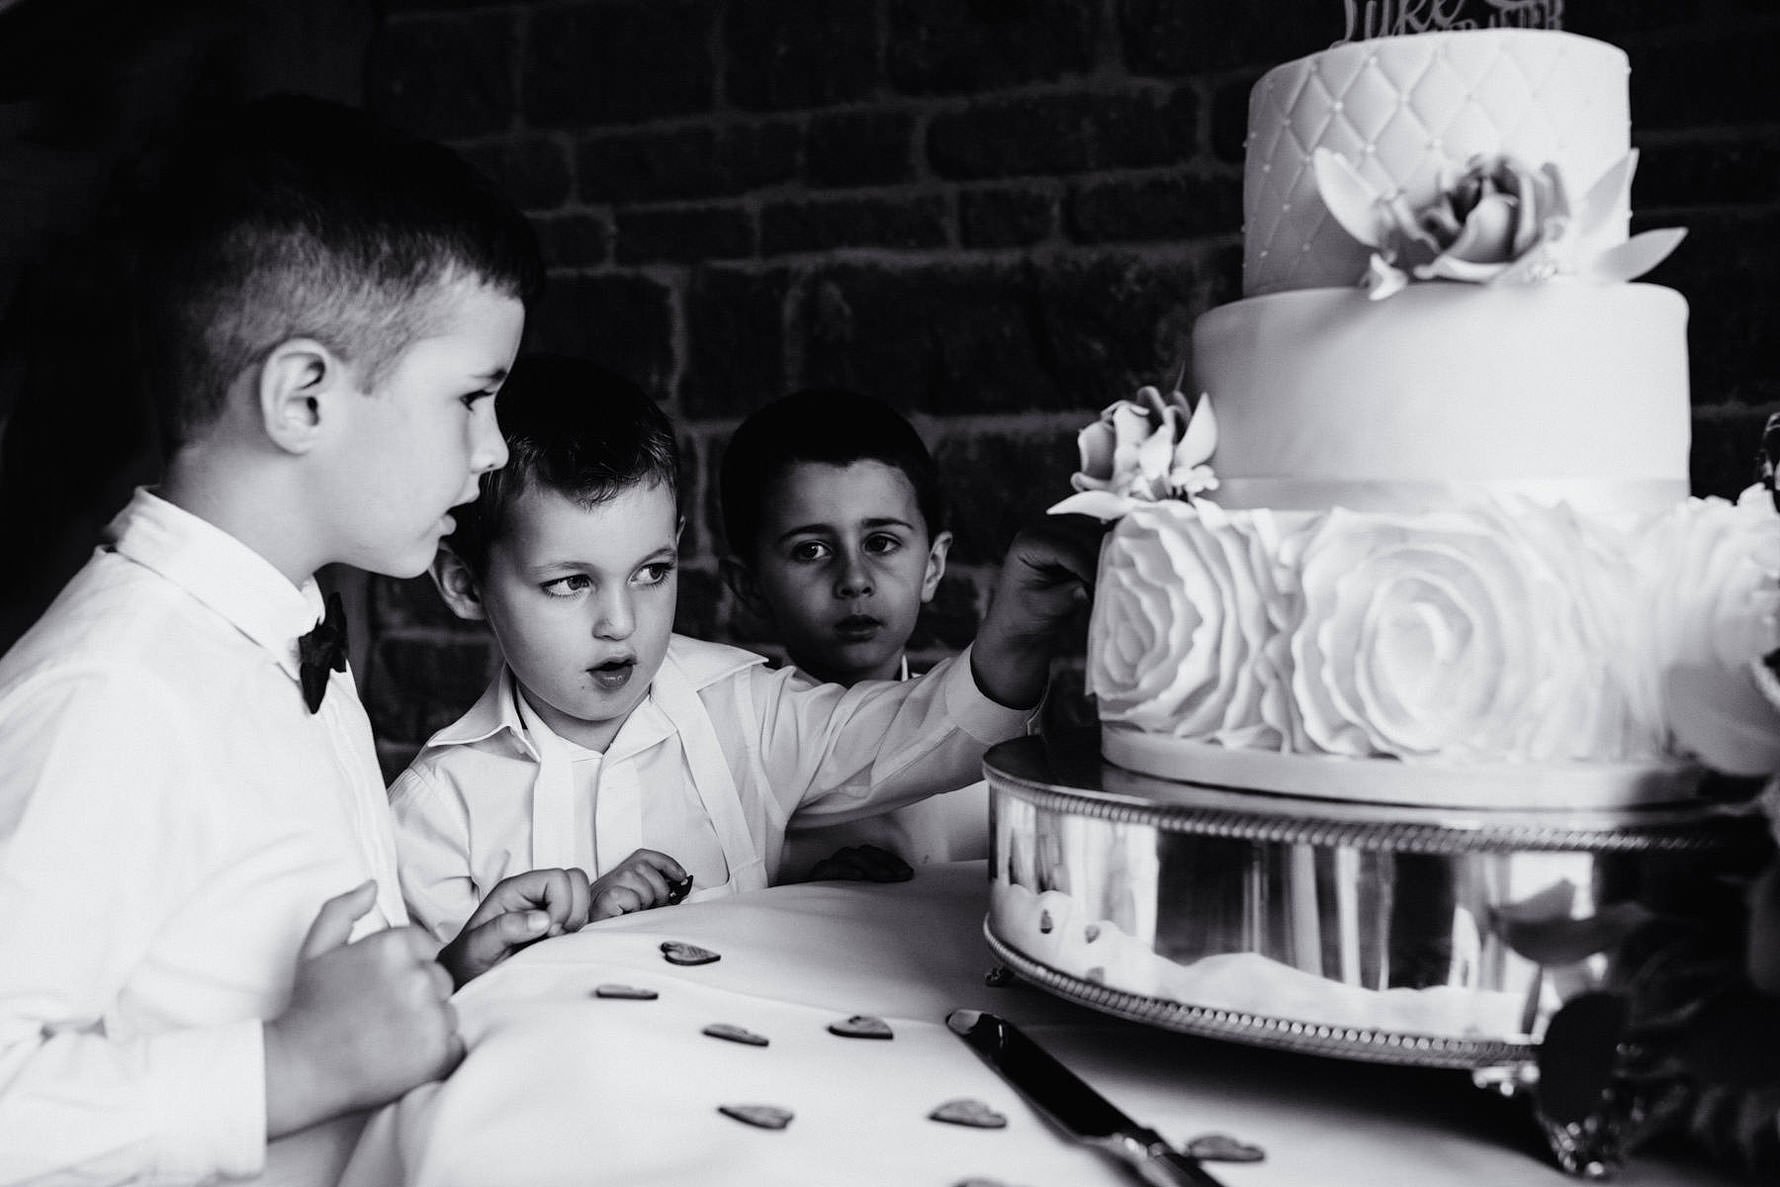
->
[298,591,349,713]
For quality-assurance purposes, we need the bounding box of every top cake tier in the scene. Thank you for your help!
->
[1243,30,1632,297]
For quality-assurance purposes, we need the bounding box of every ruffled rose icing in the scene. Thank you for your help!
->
[1085,490,1780,769]
[1087,501,1293,748]
[1288,504,1609,760]
[1648,488,1780,774]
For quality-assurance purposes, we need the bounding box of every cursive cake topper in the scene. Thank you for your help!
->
[1337,0,1562,43]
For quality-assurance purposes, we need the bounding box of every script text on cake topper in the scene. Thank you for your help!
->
[1338,0,1563,43]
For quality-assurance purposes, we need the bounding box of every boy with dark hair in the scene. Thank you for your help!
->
[718,388,988,879]
[719,389,951,685]
[391,357,1094,943]
[0,95,588,1186]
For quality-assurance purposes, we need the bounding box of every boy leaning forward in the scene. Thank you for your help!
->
[0,97,588,1186]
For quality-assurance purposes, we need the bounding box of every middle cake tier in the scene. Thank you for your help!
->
[1192,280,1690,516]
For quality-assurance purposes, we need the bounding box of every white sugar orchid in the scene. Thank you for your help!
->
[1048,383,1217,521]
[1312,148,1687,300]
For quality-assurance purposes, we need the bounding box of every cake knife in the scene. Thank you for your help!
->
[946,1009,1228,1187]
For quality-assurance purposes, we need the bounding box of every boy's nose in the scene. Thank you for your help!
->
[835,551,873,598]
[593,588,634,639]
[472,408,509,475]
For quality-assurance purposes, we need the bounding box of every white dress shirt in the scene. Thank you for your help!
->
[389,635,1029,944]
[0,489,406,1186]
[777,658,992,878]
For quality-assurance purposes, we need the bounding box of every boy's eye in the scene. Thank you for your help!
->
[789,540,832,563]
[864,533,903,556]
[541,574,591,597]
[636,562,675,586]
[461,389,497,410]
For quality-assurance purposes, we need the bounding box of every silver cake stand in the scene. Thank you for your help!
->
[982,733,1769,1175]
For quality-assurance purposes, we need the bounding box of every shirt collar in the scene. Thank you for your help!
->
[425,665,530,753]
[106,488,326,677]
[427,664,681,765]
[788,653,911,683]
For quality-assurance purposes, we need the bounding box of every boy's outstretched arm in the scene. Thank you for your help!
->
[968,513,1104,710]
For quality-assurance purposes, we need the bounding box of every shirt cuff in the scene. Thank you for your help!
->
[941,644,1039,744]
[145,1018,266,1182]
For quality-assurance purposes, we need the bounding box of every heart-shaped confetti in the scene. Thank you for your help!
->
[593,983,658,1000]
[929,1098,1008,1129]
[1185,1133,1266,1163]
[664,872,695,905]
[718,1104,793,1130]
[661,940,720,966]
[827,1014,893,1040]
[702,1022,769,1047]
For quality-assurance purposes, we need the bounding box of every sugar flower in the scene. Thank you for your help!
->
[1312,148,1686,300]
[1048,384,1217,521]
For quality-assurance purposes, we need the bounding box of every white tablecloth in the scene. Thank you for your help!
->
[340,862,1739,1187]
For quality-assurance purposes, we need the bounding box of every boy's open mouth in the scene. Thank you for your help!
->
[588,658,635,691]
[835,615,882,642]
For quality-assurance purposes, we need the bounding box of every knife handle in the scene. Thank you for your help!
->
[1099,1127,1228,1187]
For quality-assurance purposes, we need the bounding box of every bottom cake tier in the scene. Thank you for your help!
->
[984,734,1763,1069]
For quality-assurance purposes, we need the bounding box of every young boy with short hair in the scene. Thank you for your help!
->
[0,96,588,1186]
[389,357,1094,942]
[718,388,989,880]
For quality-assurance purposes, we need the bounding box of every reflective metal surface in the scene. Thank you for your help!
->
[984,734,1764,1069]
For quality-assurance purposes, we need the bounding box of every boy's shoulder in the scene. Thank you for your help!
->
[4,490,326,685]
[662,634,768,692]
[0,539,311,794]
[0,545,207,698]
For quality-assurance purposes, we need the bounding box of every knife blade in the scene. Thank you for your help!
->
[946,1009,1228,1187]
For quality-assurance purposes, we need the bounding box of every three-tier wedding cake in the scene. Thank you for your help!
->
[1052,24,1780,806]
[987,10,1779,1074]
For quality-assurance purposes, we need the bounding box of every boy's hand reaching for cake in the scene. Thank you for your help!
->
[970,512,1104,710]
[591,848,692,921]
[438,867,593,987]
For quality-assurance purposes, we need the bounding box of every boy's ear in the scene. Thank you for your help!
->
[920,530,953,603]
[719,555,771,622]
[257,338,339,455]
[430,545,488,622]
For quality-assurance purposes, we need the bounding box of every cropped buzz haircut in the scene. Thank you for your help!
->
[719,387,946,562]
[446,353,679,575]
[131,93,545,454]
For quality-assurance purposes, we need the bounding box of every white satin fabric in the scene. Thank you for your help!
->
[341,863,1734,1187]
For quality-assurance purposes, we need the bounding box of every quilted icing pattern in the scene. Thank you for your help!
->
[1242,30,1631,296]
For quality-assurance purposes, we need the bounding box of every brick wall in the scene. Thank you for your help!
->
[358,0,1780,776]
[0,0,375,647]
